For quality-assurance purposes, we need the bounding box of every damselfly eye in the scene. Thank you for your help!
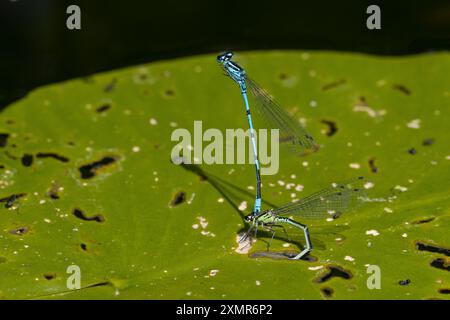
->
[217,52,233,62]
[244,215,253,222]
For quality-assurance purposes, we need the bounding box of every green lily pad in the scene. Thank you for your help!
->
[0,51,449,299]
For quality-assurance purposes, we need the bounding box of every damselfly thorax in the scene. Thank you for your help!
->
[217,52,247,86]
[245,210,277,225]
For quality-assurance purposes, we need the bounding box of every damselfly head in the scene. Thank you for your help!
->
[217,51,233,63]
[244,214,254,222]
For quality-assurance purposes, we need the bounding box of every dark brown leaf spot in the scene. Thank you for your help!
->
[431,258,450,272]
[170,191,186,206]
[399,279,411,286]
[368,158,378,173]
[164,89,175,97]
[96,103,111,113]
[408,148,417,155]
[393,84,411,95]
[79,156,118,179]
[416,241,450,256]
[21,154,33,167]
[0,133,9,148]
[320,287,334,298]
[320,119,338,137]
[43,273,56,280]
[412,217,435,225]
[73,208,105,223]
[9,227,29,235]
[36,153,69,163]
[322,79,346,91]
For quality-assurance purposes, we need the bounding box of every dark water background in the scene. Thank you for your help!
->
[1,0,449,110]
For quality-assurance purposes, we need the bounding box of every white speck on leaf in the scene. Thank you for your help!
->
[308,266,324,271]
[364,182,374,189]
[394,185,408,192]
[344,255,355,262]
[209,270,219,277]
[349,163,361,169]
[238,201,247,211]
[406,119,421,129]
[366,230,380,236]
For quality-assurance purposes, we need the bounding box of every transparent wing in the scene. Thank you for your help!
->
[273,177,367,219]
[246,78,317,154]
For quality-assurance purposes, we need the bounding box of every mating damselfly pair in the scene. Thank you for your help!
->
[217,51,367,259]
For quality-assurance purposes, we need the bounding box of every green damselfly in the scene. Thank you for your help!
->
[241,176,368,259]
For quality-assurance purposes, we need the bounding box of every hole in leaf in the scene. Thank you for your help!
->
[96,103,111,113]
[0,133,9,147]
[399,279,411,286]
[320,287,334,298]
[43,273,56,280]
[412,217,435,224]
[9,226,29,235]
[79,156,118,179]
[439,288,450,294]
[408,148,417,155]
[392,84,411,95]
[73,208,105,223]
[368,158,378,173]
[36,152,69,163]
[80,243,88,251]
[322,79,346,91]
[314,265,352,283]
[320,120,338,137]
[170,191,186,206]
[21,154,33,167]
[416,241,450,256]
[430,258,450,272]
